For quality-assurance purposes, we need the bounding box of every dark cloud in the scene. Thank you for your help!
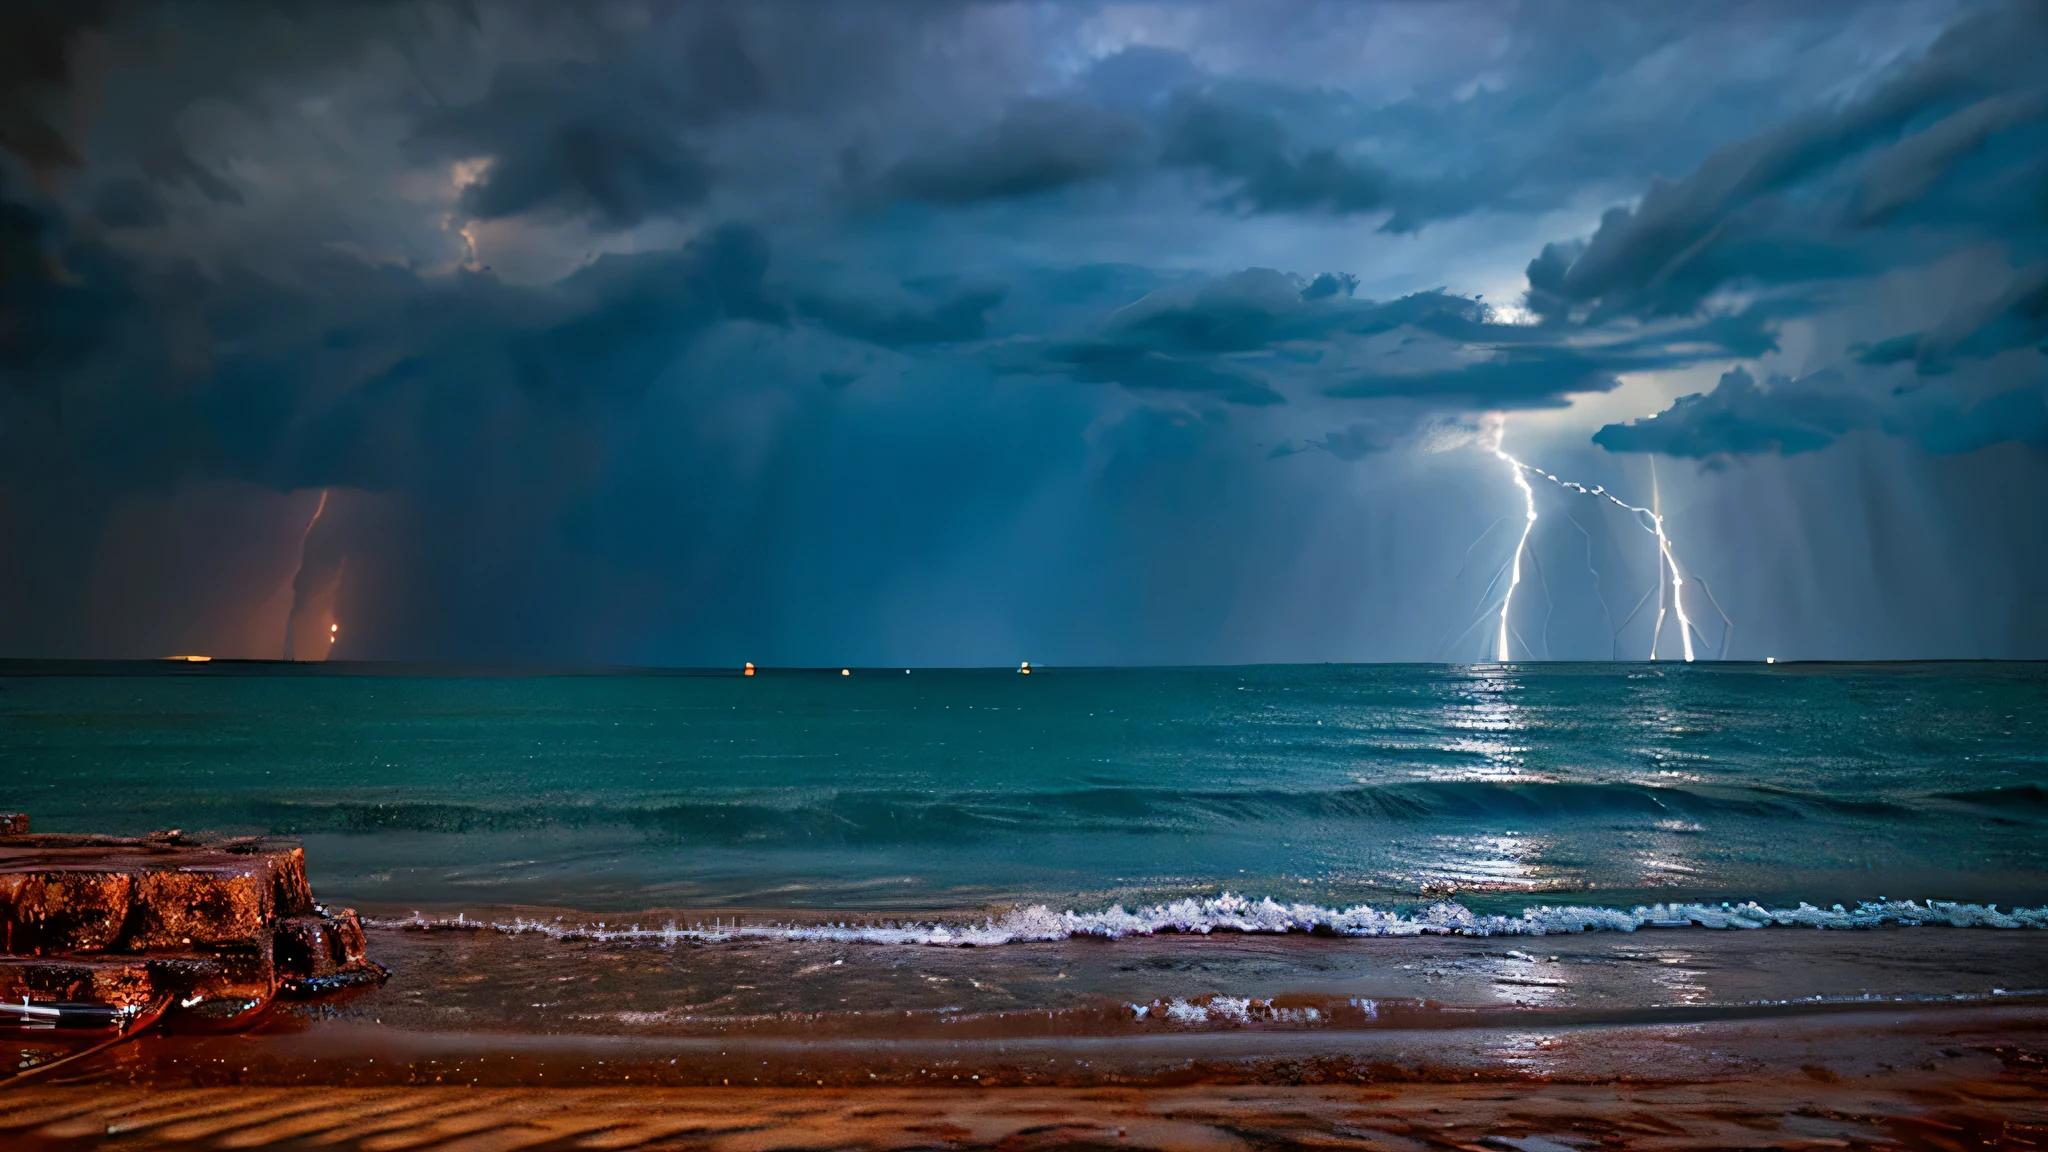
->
[1010,270,1483,406]
[86,178,166,228]
[880,101,1148,205]
[1853,94,2048,223]
[866,3,2048,241]
[0,186,126,376]
[5,0,2048,662]
[1300,271,1357,300]
[3,1,465,230]
[2,213,780,492]
[1098,271,1482,354]
[1103,267,1325,352]
[998,269,1307,405]
[1327,4,1846,233]
[139,144,244,206]
[0,200,1090,659]
[1363,294,1804,404]
[1158,90,1389,215]
[1593,367,1876,457]
[1329,350,1622,406]
[1524,3,2048,322]
[1596,364,2048,459]
[0,0,112,170]
[797,284,1004,346]
[411,61,711,228]
[1012,265,1783,411]
[877,73,1394,217]
[1033,340,1283,407]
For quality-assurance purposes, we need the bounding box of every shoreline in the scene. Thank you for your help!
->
[317,917,2048,1041]
[67,1003,2048,1089]
[353,892,2048,948]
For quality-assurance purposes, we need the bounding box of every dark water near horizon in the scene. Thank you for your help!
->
[5,661,2047,930]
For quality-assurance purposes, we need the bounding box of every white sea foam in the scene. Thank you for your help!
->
[1131,997,1324,1025]
[368,892,2048,947]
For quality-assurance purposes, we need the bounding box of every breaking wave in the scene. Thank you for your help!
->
[371,892,2048,947]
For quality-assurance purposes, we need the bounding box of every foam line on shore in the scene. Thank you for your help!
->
[367,892,2048,946]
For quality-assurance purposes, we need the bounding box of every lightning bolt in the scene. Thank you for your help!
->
[282,489,330,662]
[1485,423,1709,662]
[1490,421,1538,663]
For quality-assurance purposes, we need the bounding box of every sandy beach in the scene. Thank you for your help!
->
[10,919,2048,1149]
[9,1002,2047,1149]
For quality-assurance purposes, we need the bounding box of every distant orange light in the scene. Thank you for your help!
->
[841,668,850,676]
[165,655,212,663]
[1019,661,1031,675]
[744,662,755,677]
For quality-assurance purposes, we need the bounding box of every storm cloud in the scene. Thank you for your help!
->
[1593,368,1877,457]
[410,61,714,228]
[880,101,1150,206]
[4,0,2048,663]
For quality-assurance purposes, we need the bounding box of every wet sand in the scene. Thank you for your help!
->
[331,915,2048,1038]
[7,1007,2047,1149]
[7,923,2048,1148]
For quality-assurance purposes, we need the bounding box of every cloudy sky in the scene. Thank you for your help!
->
[3,0,2045,664]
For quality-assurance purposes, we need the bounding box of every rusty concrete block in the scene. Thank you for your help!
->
[0,829,382,1009]
[0,839,311,953]
[146,947,276,1003]
[191,837,317,915]
[0,870,136,955]
[0,956,155,1010]
[268,845,317,917]
[275,909,379,985]
[274,916,339,978]
[0,949,279,1010]
[127,863,275,950]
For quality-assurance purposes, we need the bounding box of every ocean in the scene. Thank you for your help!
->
[6,660,2048,1071]
[7,660,2046,920]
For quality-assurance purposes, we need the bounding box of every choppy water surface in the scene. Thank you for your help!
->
[3,662,2046,921]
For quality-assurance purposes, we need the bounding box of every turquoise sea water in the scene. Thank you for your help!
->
[4,661,2046,921]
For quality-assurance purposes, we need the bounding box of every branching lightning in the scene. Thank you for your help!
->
[1483,421,1714,663]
